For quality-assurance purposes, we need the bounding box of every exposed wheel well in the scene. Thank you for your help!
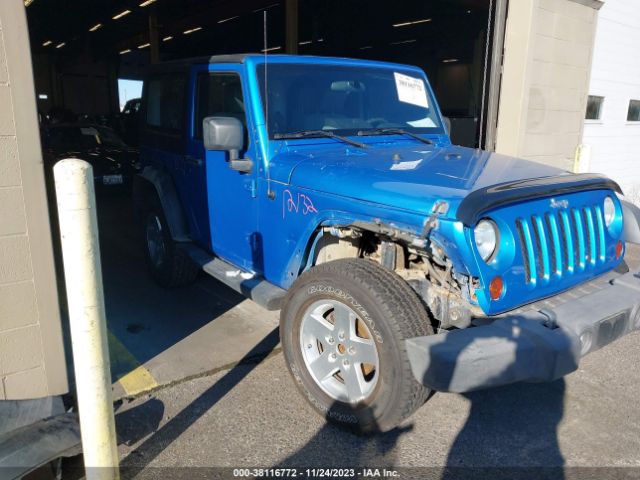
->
[306,225,482,330]
[132,168,190,242]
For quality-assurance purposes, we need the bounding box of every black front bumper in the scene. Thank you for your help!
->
[406,270,640,393]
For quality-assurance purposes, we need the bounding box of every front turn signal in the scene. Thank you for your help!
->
[489,276,504,301]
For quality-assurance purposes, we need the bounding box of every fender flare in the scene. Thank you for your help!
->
[133,166,191,242]
[622,198,640,245]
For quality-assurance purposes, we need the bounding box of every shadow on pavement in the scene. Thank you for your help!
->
[442,380,566,480]
[422,316,569,479]
[115,398,165,448]
[117,327,280,475]
[278,410,412,468]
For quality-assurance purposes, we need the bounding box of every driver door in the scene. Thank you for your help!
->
[189,65,259,272]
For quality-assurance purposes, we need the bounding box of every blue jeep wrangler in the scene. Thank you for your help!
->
[134,54,640,432]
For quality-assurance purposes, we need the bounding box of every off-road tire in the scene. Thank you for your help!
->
[280,258,433,433]
[141,198,199,288]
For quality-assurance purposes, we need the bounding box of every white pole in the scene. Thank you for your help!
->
[54,159,120,480]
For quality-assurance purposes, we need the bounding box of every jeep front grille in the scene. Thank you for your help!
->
[515,205,607,287]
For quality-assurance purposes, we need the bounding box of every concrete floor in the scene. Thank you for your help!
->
[96,193,279,399]
[95,193,640,475]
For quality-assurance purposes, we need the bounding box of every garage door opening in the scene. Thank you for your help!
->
[27,0,504,149]
[24,0,506,396]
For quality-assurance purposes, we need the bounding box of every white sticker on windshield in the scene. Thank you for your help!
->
[391,159,423,171]
[394,72,429,108]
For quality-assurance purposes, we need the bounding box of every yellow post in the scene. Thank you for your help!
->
[54,159,120,480]
[574,143,592,174]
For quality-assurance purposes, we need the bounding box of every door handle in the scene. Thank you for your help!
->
[185,155,203,167]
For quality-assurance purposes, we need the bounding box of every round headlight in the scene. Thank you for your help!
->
[603,196,615,228]
[474,219,498,262]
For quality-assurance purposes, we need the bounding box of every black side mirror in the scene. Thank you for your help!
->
[203,116,252,173]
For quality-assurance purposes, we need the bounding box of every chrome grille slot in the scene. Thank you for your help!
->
[516,218,536,285]
[531,215,551,283]
[594,205,606,262]
[571,208,586,271]
[515,201,607,287]
[558,210,575,274]
[583,207,597,267]
[545,213,563,278]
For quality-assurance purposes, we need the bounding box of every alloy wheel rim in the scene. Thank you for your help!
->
[146,214,166,268]
[299,299,379,404]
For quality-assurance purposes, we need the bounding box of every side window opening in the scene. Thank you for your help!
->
[194,72,247,140]
[145,73,187,132]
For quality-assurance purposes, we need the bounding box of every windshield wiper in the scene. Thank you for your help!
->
[273,130,367,148]
[356,128,433,145]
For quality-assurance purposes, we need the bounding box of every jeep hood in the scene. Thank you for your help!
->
[269,141,570,218]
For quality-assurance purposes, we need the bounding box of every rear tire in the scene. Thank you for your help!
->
[280,258,433,433]
[141,200,199,288]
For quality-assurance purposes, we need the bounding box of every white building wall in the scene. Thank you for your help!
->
[496,0,600,171]
[583,0,640,204]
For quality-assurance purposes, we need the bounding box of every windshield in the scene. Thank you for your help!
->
[257,64,443,139]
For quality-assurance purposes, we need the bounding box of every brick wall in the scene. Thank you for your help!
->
[0,1,67,399]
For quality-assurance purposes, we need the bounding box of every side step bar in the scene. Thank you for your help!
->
[181,244,286,311]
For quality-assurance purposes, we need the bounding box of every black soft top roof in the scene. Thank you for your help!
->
[146,54,251,73]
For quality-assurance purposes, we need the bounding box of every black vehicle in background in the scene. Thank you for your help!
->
[41,124,140,192]
[120,97,141,146]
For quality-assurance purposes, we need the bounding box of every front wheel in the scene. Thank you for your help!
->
[280,258,433,433]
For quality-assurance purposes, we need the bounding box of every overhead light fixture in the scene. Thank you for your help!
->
[218,15,239,24]
[317,38,324,42]
[55,42,66,49]
[467,10,472,13]
[298,40,312,46]
[42,40,52,46]
[392,18,432,27]
[442,58,459,63]
[119,49,132,55]
[390,39,417,45]
[261,46,281,52]
[359,45,373,50]
[112,10,131,20]
[38,94,48,100]
[162,36,173,42]
[138,43,151,49]
[139,0,156,6]
[89,23,102,32]
[183,27,202,35]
